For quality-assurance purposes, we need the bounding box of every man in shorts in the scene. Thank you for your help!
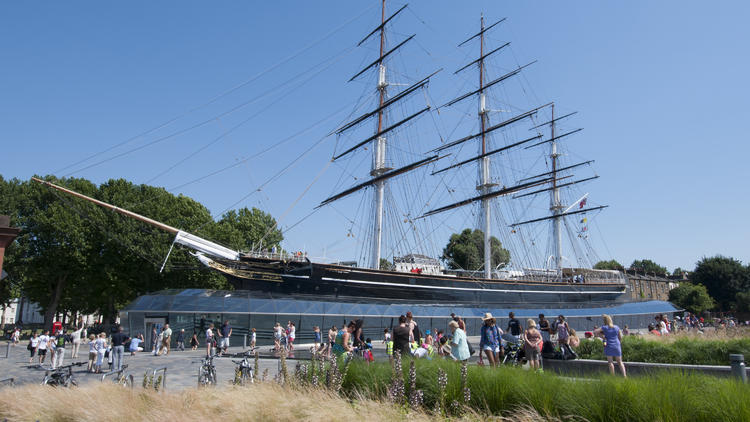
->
[37,330,50,365]
[218,320,231,356]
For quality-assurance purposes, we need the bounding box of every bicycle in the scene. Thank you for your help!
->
[232,352,254,385]
[197,354,218,387]
[41,362,85,387]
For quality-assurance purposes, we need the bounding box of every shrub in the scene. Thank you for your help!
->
[575,336,750,365]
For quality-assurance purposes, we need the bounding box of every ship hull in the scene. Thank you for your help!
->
[207,256,629,309]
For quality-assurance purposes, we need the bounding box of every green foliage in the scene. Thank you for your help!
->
[208,207,282,252]
[593,259,624,271]
[672,267,687,276]
[339,359,750,421]
[735,291,750,313]
[0,175,282,327]
[691,256,750,311]
[575,336,750,365]
[629,259,668,276]
[379,258,392,271]
[668,282,715,314]
[442,228,510,271]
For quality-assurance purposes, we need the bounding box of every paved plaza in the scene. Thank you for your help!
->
[0,341,287,390]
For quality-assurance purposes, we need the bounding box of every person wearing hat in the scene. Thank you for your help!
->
[448,320,469,362]
[479,313,503,367]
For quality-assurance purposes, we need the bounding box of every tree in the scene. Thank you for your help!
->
[691,256,750,311]
[593,260,624,271]
[672,267,687,277]
[629,259,668,276]
[208,207,282,252]
[442,229,510,271]
[379,258,392,271]
[668,282,715,314]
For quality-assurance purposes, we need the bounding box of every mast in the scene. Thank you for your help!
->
[550,104,563,273]
[477,15,492,279]
[371,0,388,270]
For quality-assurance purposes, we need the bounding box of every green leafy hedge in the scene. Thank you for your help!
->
[575,336,750,365]
[339,359,750,421]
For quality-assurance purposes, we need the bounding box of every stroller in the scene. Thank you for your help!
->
[501,333,524,366]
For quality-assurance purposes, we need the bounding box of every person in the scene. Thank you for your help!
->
[94,332,107,373]
[28,331,40,363]
[158,324,172,356]
[71,326,83,359]
[150,327,159,355]
[507,312,523,340]
[424,329,434,346]
[332,322,354,356]
[594,314,626,377]
[362,337,374,362]
[479,313,502,367]
[129,333,144,355]
[190,331,199,351]
[37,330,50,365]
[555,315,576,359]
[218,321,232,356]
[273,322,283,352]
[205,323,216,356]
[405,311,420,343]
[250,328,257,350]
[524,319,543,371]
[351,319,364,349]
[87,334,97,372]
[326,326,337,357]
[647,323,661,336]
[176,329,185,351]
[538,314,550,342]
[623,325,630,336]
[392,315,411,357]
[451,313,466,331]
[287,322,295,352]
[448,320,470,362]
[11,327,19,345]
[383,328,391,344]
[657,315,668,336]
[52,329,72,370]
[312,326,321,352]
[110,326,129,371]
[568,328,580,348]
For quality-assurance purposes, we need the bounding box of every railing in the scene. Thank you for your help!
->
[148,366,167,391]
[101,366,134,388]
[241,250,308,263]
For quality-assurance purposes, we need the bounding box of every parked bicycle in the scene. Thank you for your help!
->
[41,362,85,387]
[231,352,254,385]
[197,354,218,386]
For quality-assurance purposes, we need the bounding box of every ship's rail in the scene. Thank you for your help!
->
[444,268,627,284]
[240,250,309,263]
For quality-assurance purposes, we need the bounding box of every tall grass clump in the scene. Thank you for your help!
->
[576,336,750,365]
[340,359,750,421]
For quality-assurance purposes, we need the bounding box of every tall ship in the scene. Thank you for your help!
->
[35,2,650,312]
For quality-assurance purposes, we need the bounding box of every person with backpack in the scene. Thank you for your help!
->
[506,312,523,341]
[479,313,503,367]
[51,329,72,370]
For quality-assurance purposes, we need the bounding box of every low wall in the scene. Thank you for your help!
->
[542,358,750,379]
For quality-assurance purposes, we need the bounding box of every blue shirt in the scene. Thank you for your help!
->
[450,328,470,361]
[129,338,142,351]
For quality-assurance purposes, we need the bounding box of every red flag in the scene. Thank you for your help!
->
[579,198,587,209]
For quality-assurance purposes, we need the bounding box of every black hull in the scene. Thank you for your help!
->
[212,257,630,309]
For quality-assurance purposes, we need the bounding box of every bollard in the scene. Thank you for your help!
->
[244,334,247,349]
[4,341,10,358]
[730,354,747,383]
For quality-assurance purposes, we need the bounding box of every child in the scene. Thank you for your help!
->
[424,330,433,346]
[383,328,391,344]
[190,331,199,350]
[437,336,451,357]
[87,334,97,372]
[250,328,257,350]
[312,326,321,352]
[362,337,374,362]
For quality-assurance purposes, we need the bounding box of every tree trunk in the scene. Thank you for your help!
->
[43,275,67,332]
[0,305,6,330]
[16,296,24,325]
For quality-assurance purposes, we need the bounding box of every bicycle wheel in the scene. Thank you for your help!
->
[209,368,217,385]
[68,377,78,387]
[198,366,209,386]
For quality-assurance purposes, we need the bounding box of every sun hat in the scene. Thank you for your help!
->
[482,312,494,321]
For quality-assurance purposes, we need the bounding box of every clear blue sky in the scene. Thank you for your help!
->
[2,1,748,272]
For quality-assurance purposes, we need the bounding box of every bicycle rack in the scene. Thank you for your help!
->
[150,366,168,391]
[101,368,134,388]
[0,378,14,387]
